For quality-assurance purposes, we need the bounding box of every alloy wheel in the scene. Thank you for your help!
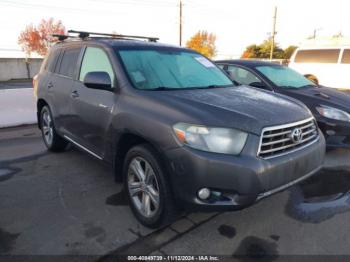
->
[127,157,160,218]
[42,110,53,146]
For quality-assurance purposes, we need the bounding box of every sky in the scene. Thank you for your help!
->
[0,0,350,58]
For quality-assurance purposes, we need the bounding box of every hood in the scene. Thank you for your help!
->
[279,86,350,112]
[154,85,312,135]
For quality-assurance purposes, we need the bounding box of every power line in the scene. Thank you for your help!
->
[0,0,177,13]
[89,0,177,6]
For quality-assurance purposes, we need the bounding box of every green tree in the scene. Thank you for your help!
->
[241,40,293,59]
[258,40,284,59]
[283,45,298,59]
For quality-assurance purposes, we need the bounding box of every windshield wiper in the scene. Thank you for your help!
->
[148,86,176,91]
[300,84,317,88]
[200,84,234,89]
[148,84,233,91]
[282,85,313,89]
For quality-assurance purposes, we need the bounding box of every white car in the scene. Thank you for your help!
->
[289,46,350,90]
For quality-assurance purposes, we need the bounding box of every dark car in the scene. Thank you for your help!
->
[216,60,350,149]
[33,31,325,228]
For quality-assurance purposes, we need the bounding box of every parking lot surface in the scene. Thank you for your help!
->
[1,125,350,258]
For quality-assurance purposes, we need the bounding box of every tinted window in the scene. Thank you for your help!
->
[341,49,350,64]
[58,48,81,78]
[43,49,59,72]
[226,65,262,86]
[118,49,232,90]
[47,49,61,72]
[79,47,115,87]
[294,49,340,63]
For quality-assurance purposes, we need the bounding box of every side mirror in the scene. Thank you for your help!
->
[249,81,269,90]
[83,71,112,90]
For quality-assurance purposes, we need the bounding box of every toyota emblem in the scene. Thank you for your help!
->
[291,128,303,144]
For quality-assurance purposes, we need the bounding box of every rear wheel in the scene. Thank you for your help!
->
[40,106,68,152]
[123,144,178,228]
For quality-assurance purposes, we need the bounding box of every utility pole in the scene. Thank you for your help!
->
[270,6,277,60]
[313,28,322,39]
[179,0,183,46]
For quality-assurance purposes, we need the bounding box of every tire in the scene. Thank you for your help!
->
[40,105,68,152]
[123,144,178,228]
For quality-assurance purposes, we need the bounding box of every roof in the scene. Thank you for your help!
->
[215,59,280,67]
[299,37,350,48]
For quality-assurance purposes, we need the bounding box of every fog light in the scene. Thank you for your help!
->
[198,188,211,200]
[326,130,336,136]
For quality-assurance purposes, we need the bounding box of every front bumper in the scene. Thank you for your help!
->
[165,131,325,211]
[318,119,350,149]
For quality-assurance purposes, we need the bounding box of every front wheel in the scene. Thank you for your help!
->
[123,144,178,228]
[40,105,68,152]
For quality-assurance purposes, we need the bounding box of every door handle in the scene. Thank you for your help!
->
[47,82,53,89]
[71,90,79,98]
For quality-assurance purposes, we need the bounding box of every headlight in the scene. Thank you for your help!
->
[316,105,350,122]
[173,123,248,155]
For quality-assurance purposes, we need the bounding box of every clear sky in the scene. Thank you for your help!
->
[0,0,349,58]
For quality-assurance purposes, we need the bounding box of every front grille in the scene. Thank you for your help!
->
[258,118,319,159]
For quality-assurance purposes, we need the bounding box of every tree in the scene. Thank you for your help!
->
[241,44,261,58]
[18,18,65,57]
[186,31,217,58]
[259,40,285,59]
[283,45,298,59]
[241,40,297,59]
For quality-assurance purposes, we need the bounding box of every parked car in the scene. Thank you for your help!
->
[33,31,325,228]
[216,60,350,149]
[289,46,350,89]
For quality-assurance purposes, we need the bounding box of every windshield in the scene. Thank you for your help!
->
[117,49,233,90]
[256,65,316,89]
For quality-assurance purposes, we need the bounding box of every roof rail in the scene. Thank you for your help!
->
[67,30,159,42]
[52,34,69,41]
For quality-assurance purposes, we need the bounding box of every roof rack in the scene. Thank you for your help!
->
[56,30,159,42]
[52,30,159,42]
[52,34,70,41]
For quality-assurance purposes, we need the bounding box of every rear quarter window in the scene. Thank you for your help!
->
[294,49,340,63]
[57,48,81,78]
[341,49,350,64]
[44,49,61,72]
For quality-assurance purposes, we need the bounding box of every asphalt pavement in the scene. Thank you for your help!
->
[1,125,350,259]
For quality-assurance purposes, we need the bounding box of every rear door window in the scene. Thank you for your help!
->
[341,49,350,64]
[294,49,340,63]
[58,47,81,78]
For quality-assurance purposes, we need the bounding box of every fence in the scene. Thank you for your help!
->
[0,58,43,81]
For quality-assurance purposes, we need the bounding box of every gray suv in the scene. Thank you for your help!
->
[34,31,325,228]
